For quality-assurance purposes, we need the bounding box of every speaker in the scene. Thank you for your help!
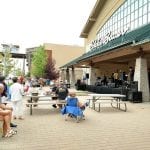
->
[86,73,89,79]
[130,81,138,92]
[128,91,142,103]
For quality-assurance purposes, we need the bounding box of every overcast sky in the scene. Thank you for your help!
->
[0,0,96,52]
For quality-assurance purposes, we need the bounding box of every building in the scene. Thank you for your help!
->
[61,0,150,101]
[0,44,26,76]
[26,43,84,85]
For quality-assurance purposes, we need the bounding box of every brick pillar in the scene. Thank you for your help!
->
[89,67,97,85]
[134,57,150,102]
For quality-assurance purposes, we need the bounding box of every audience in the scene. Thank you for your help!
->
[0,84,17,138]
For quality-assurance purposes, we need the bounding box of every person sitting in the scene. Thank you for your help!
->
[0,84,17,138]
[61,92,89,122]
[0,76,17,128]
[55,82,69,108]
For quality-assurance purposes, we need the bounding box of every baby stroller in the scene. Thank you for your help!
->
[61,97,84,123]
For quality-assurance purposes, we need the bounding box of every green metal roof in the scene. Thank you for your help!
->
[60,23,150,68]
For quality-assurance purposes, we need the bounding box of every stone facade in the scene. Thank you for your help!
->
[134,57,150,102]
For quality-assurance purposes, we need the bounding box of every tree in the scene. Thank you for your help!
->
[0,48,14,76]
[44,55,59,80]
[13,68,23,76]
[31,46,47,78]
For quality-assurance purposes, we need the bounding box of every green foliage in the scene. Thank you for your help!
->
[31,46,47,78]
[25,72,30,77]
[13,68,23,76]
[0,48,14,76]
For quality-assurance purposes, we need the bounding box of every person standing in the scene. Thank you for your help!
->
[114,70,119,87]
[9,77,24,120]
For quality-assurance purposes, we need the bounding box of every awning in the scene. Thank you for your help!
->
[60,23,150,69]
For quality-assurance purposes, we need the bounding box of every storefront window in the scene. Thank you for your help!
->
[95,0,150,50]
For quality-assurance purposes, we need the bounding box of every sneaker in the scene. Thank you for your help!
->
[52,104,57,108]
[85,102,89,107]
[10,122,17,128]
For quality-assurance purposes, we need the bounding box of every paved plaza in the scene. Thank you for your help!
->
[1,89,150,150]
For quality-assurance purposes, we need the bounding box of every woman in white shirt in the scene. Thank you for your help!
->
[10,77,24,120]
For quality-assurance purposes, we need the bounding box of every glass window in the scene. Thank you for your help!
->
[97,0,149,40]
[131,3,135,12]
[139,7,143,17]
[139,0,143,7]
[135,0,138,10]
[143,0,148,5]
[135,10,138,19]
[127,5,131,15]
[115,14,118,22]
[127,23,130,29]
[139,17,143,26]
[131,21,134,30]
[110,19,112,26]
[148,3,150,12]
[124,16,127,24]
[134,19,138,28]
[118,12,121,20]
[121,19,123,26]
[148,12,150,22]
[124,8,127,16]
[127,0,131,6]
[143,4,147,14]
[131,12,134,21]
[121,11,124,19]
[143,14,147,24]
[124,1,127,8]
[127,15,130,23]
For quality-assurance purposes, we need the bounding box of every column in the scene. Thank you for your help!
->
[66,68,70,83]
[89,67,97,85]
[71,67,75,87]
[134,57,150,102]
[60,69,65,81]
[22,57,25,75]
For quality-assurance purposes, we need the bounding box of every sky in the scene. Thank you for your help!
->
[0,0,96,53]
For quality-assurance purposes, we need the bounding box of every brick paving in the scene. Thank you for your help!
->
[1,89,150,150]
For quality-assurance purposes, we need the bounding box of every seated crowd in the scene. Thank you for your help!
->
[0,84,17,138]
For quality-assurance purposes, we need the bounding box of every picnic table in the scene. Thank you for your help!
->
[88,93,127,112]
[26,94,66,115]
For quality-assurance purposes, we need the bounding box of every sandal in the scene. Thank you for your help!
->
[4,131,14,138]
[9,129,17,135]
